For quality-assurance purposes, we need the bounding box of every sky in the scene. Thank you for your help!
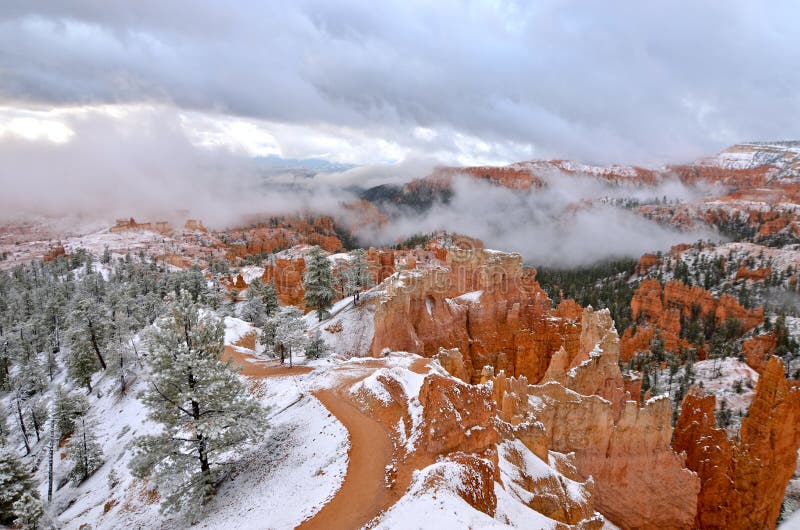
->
[1,0,799,170]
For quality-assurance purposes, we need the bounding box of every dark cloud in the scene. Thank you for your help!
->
[0,0,798,164]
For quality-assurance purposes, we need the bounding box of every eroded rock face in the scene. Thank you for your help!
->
[261,257,306,307]
[498,440,603,529]
[622,278,763,361]
[529,383,699,530]
[367,248,396,282]
[493,307,699,529]
[742,332,777,372]
[418,374,499,455]
[370,248,580,383]
[674,357,800,530]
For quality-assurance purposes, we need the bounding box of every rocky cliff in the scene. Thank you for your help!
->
[673,357,800,529]
[369,247,580,384]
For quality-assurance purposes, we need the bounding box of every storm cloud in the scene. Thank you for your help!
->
[1,0,799,164]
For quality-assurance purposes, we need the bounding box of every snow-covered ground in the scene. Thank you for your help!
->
[655,357,758,434]
[36,314,350,530]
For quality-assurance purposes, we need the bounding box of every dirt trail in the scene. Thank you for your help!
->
[227,343,433,530]
[298,356,433,530]
[297,384,395,530]
[224,345,313,377]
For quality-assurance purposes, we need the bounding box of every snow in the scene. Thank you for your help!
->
[780,509,800,530]
[373,437,603,529]
[54,351,349,529]
[308,296,375,358]
[454,290,483,303]
[239,265,264,284]
[198,377,348,530]
[223,316,257,345]
[371,460,513,530]
[54,372,167,529]
[349,364,428,451]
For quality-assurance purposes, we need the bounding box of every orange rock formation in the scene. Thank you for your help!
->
[369,248,581,383]
[492,307,700,529]
[621,279,764,361]
[673,357,800,529]
[261,257,306,307]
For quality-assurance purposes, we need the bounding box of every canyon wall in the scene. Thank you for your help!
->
[369,248,580,383]
[673,357,800,530]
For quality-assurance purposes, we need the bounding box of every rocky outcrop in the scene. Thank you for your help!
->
[736,266,771,281]
[488,307,699,529]
[434,347,471,383]
[110,217,171,234]
[673,357,800,529]
[498,440,604,529]
[529,383,698,529]
[415,369,602,527]
[43,244,66,262]
[742,332,777,372]
[623,279,763,360]
[367,248,395,282]
[183,219,207,232]
[261,257,306,307]
[369,248,580,383]
[636,253,659,274]
[418,374,499,455]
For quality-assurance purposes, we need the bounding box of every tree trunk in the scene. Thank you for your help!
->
[279,343,285,365]
[54,314,60,353]
[48,414,55,502]
[119,352,126,394]
[88,322,107,370]
[187,367,213,499]
[31,407,41,443]
[16,398,30,455]
[81,417,89,481]
[131,337,142,368]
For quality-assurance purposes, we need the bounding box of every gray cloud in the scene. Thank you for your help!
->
[1,0,799,164]
[0,106,353,227]
[362,174,719,267]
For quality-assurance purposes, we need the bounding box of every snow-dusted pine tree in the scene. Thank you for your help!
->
[66,290,111,389]
[305,330,329,359]
[130,292,267,519]
[303,246,336,321]
[262,306,308,366]
[12,489,43,529]
[345,249,374,305]
[66,414,104,484]
[243,278,278,323]
[240,294,267,327]
[0,446,39,526]
[53,386,89,438]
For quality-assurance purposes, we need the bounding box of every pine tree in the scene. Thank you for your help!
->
[303,246,335,321]
[66,414,104,484]
[66,291,111,390]
[345,249,374,305]
[240,295,267,327]
[262,307,308,366]
[245,279,278,317]
[0,445,39,526]
[54,385,89,438]
[130,292,267,519]
[305,330,329,359]
[13,490,44,530]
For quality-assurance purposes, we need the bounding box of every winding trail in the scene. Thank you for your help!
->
[227,340,433,530]
[224,345,313,377]
[297,383,395,530]
[298,356,432,530]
